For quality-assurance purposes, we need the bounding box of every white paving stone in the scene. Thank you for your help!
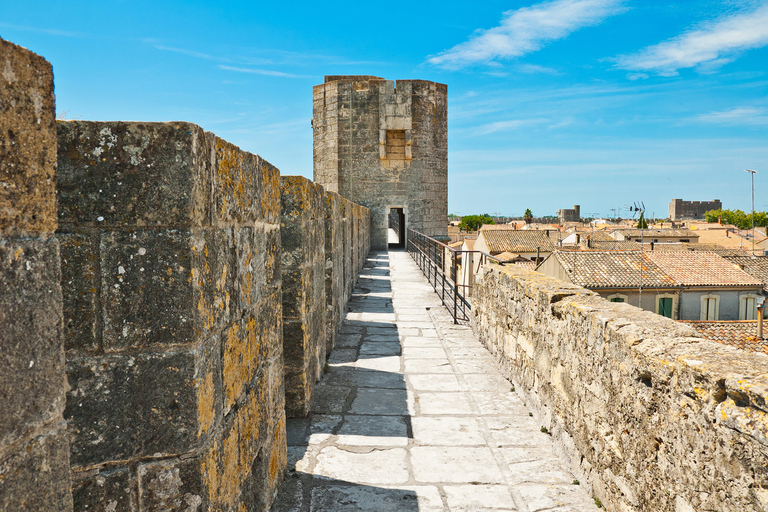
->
[272,250,597,512]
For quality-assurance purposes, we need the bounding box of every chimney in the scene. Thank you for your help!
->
[650,242,654,251]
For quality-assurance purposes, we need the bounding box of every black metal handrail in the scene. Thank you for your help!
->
[406,229,505,324]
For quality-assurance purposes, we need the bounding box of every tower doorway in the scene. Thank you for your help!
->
[388,207,406,248]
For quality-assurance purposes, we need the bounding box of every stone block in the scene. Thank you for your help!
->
[213,137,262,224]
[222,310,267,414]
[0,237,65,445]
[100,229,195,350]
[72,467,135,512]
[0,39,57,236]
[58,231,99,352]
[138,457,204,511]
[65,335,222,466]
[235,225,266,313]
[201,377,272,510]
[0,425,73,512]
[98,228,234,352]
[57,121,212,228]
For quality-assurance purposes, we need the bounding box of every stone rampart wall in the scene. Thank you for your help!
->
[472,263,768,512]
[0,38,73,512]
[281,178,370,418]
[57,121,287,511]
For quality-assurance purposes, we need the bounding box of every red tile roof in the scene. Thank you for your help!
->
[646,251,762,287]
[479,229,560,253]
[681,321,768,354]
[550,251,676,288]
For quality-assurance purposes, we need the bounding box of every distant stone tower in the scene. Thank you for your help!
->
[313,75,448,249]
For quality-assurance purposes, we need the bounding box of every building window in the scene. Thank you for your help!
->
[739,294,760,320]
[700,294,720,321]
[608,293,627,303]
[385,130,406,160]
[658,297,674,318]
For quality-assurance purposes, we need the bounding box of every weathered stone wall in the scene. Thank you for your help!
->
[669,198,722,221]
[0,38,73,512]
[313,75,447,249]
[281,176,326,418]
[472,263,768,512]
[57,121,286,511]
[324,192,344,353]
[281,178,370,417]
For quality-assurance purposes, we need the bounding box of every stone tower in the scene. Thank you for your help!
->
[313,75,448,249]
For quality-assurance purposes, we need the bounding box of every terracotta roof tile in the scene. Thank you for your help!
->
[646,251,762,287]
[480,229,559,253]
[613,228,698,238]
[723,255,768,292]
[681,321,768,355]
[551,251,676,288]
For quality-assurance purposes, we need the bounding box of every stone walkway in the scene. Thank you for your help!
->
[273,250,598,511]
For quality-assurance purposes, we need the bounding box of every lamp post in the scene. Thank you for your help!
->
[746,169,757,257]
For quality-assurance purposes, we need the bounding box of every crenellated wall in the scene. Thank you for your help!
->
[0,38,74,512]
[280,177,370,418]
[472,263,768,512]
[57,121,287,511]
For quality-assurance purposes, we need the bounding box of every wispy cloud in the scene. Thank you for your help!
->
[616,4,768,75]
[693,106,768,125]
[474,118,549,135]
[0,22,86,38]
[427,0,626,69]
[517,63,560,75]
[218,65,311,79]
[150,44,223,62]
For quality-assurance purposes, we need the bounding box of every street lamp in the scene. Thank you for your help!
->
[746,169,757,257]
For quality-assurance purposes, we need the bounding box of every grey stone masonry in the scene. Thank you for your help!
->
[669,198,722,220]
[272,249,598,511]
[57,121,286,511]
[281,177,371,418]
[472,263,768,512]
[0,38,74,512]
[313,76,448,249]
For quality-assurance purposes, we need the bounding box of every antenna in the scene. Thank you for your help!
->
[627,201,646,310]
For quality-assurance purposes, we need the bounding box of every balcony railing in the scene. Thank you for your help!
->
[406,229,505,324]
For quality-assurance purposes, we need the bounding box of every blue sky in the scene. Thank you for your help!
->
[2,0,767,219]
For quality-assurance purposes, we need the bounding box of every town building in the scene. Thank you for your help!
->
[669,198,722,221]
[537,250,763,320]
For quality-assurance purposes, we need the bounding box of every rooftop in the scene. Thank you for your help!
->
[646,251,763,287]
[479,229,561,254]
[681,321,768,355]
[548,251,675,289]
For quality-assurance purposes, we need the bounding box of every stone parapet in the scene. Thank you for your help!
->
[280,178,370,418]
[0,39,73,511]
[280,176,327,418]
[472,263,768,512]
[58,121,286,511]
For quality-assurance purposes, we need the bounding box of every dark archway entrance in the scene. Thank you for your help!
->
[388,207,406,248]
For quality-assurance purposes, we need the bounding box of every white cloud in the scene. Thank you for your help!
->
[474,118,549,135]
[694,106,768,125]
[427,0,626,69]
[517,63,560,74]
[218,65,311,79]
[616,4,768,75]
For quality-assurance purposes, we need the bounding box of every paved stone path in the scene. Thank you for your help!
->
[273,250,598,511]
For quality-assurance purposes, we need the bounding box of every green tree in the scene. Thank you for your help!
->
[459,214,494,231]
[523,208,533,224]
[704,208,768,230]
[636,213,648,229]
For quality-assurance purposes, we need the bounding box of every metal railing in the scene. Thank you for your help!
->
[406,229,505,324]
